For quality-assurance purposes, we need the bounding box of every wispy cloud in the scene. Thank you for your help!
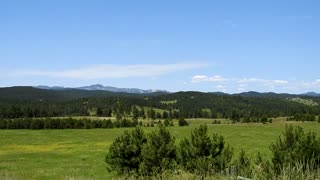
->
[215,84,227,92]
[191,76,288,86]
[190,75,318,93]
[11,63,206,80]
[191,75,228,83]
[237,78,288,85]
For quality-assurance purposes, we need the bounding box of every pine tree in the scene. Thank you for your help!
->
[106,128,147,175]
[139,125,177,176]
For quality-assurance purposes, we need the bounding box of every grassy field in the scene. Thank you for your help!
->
[0,120,319,179]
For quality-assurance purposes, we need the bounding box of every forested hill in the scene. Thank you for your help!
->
[0,86,320,120]
[0,86,161,102]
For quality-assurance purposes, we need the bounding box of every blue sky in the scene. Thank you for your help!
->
[1,0,320,93]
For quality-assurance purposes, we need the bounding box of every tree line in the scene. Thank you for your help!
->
[106,125,320,179]
[0,116,190,129]
[287,114,319,122]
[0,117,133,129]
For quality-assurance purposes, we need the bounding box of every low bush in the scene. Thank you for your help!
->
[178,117,188,126]
[270,125,320,175]
[178,125,233,176]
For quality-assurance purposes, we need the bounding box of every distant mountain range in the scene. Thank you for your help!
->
[212,91,320,97]
[34,84,169,94]
[301,92,320,97]
[6,85,320,97]
[235,91,320,97]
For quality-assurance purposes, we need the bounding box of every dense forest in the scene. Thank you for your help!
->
[1,87,320,123]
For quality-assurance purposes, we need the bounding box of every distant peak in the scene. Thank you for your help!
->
[301,92,320,97]
[33,84,169,94]
[91,84,104,87]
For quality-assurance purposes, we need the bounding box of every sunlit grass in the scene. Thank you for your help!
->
[0,120,319,179]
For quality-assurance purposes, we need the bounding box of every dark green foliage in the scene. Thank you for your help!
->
[1,87,320,122]
[261,116,268,124]
[0,119,7,129]
[101,119,113,128]
[104,124,320,178]
[132,106,139,121]
[178,125,233,175]
[0,118,139,129]
[178,117,188,126]
[162,111,169,119]
[288,114,317,122]
[212,120,221,124]
[163,119,170,127]
[30,118,44,129]
[96,107,103,116]
[105,128,147,175]
[270,125,320,174]
[156,112,162,119]
[106,126,177,176]
[147,108,156,120]
[139,125,177,175]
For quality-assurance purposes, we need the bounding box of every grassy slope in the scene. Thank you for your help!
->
[0,121,319,179]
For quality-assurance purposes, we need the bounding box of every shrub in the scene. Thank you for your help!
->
[178,117,188,126]
[30,119,44,129]
[101,119,113,128]
[288,114,317,122]
[164,119,170,127]
[270,125,320,174]
[178,125,233,175]
[139,125,177,176]
[234,149,252,178]
[252,152,274,180]
[212,120,222,124]
[0,119,7,129]
[105,127,147,175]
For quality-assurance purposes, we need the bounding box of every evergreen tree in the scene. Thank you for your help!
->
[139,125,177,176]
[270,125,320,174]
[178,117,188,126]
[162,111,169,119]
[178,125,233,175]
[106,128,147,175]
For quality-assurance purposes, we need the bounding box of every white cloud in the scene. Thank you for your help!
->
[215,85,227,92]
[237,87,246,91]
[193,75,320,93]
[238,84,248,87]
[237,78,288,85]
[271,80,289,84]
[237,78,264,83]
[312,79,320,85]
[12,63,206,80]
[192,76,288,86]
[216,85,225,89]
[191,75,227,83]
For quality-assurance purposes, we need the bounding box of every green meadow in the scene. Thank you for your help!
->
[0,119,320,179]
